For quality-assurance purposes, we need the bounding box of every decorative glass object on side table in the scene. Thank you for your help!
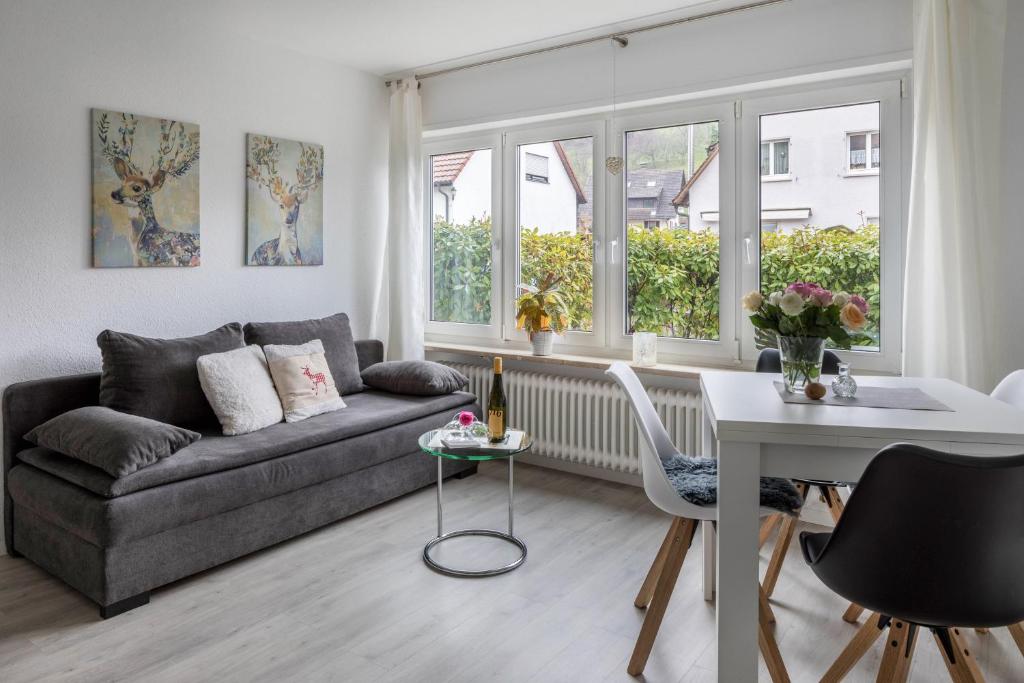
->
[831,362,858,398]
[417,415,533,578]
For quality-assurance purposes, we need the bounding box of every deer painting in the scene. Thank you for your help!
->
[246,135,324,266]
[93,110,201,267]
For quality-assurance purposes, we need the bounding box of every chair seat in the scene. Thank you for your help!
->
[799,530,830,564]
[663,455,803,514]
[794,478,851,488]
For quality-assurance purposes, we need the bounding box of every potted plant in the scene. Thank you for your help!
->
[516,272,570,356]
[742,283,871,392]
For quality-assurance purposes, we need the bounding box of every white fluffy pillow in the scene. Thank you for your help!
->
[197,345,284,435]
[264,339,347,422]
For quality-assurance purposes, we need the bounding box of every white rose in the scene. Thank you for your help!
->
[768,291,784,307]
[741,291,764,312]
[832,292,850,309]
[779,291,805,317]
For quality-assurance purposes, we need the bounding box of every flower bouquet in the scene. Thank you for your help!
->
[741,283,871,392]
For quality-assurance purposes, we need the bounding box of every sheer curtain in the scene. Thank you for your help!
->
[373,80,424,360]
[903,0,1007,390]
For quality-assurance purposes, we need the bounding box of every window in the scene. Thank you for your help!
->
[516,137,594,332]
[425,79,902,371]
[428,147,494,325]
[524,152,549,183]
[847,131,880,172]
[624,120,721,341]
[760,139,790,177]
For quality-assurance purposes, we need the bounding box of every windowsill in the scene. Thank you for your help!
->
[760,174,792,182]
[424,341,741,380]
[843,169,879,177]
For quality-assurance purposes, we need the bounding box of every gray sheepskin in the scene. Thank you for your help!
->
[662,455,803,513]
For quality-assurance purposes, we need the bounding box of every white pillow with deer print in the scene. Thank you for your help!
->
[264,339,346,422]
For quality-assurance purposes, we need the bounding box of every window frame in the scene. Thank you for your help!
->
[760,138,792,181]
[739,81,903,373]
[845,129,881,175]
[422,133,503,343]
[608,101,738,363]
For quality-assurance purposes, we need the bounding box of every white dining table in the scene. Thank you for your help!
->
[699,370,1024,683]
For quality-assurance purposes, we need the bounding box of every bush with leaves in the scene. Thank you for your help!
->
[430,217,493,325]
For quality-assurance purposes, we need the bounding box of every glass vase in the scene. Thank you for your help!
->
[777,335,826,393]
[831,362,858,398]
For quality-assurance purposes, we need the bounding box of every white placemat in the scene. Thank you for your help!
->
[773,381,953,411]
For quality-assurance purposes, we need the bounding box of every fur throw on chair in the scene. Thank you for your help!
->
[662,455,803,513]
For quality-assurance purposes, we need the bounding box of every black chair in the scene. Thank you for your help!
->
[755,349,854,603]
[802,444,1024,682]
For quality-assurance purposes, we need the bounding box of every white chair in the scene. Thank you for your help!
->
[606,362,796,681]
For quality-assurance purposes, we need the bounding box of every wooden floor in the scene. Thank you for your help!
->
[0,462,1021,682]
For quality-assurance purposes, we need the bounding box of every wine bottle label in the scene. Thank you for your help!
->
[488,409,505,436]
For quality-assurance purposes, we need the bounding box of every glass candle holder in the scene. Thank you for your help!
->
[633,332,658,367]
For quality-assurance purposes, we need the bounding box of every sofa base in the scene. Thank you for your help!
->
[100,592,150,619]
[13,452,476,617]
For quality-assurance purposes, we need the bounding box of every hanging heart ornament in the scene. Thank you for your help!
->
[605,156,624,175]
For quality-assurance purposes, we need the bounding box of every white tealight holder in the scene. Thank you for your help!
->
[632,332,658,367]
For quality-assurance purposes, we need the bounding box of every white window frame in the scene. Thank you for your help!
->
[846,129,881,175]
[422,133,503,343]
[609,101,738,364]
[760,138,792,181]
[503,119,607,352]
[739,81,903,373]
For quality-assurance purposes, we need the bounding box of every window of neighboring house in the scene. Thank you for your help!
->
[847,131,880,172]
[427,148,494,326]
[760,139,790,177]
[524,152,549,183]
[643,220,660,229]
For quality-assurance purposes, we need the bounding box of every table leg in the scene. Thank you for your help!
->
[436,456,443,538]
[716,440,761,683]
[702,408,717,601]
[508,456,514,536]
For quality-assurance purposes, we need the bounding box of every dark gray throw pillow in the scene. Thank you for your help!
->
[25,406,201,478]
[243,313,363,395]
[361,360,468,396]
[98,323,245,428]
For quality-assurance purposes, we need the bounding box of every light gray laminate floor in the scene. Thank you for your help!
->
[0,461,1021,682]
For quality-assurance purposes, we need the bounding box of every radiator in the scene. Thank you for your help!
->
[442,362,703,475]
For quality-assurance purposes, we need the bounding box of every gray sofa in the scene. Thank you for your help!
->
[2,340,478,618]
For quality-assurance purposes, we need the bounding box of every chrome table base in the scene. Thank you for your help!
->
[423,455,527,577]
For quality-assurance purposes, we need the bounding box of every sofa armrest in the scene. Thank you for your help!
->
[354,339,384,372]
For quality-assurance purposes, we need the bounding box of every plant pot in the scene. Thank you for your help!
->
[530,330,555,356]
[777,334,826,393]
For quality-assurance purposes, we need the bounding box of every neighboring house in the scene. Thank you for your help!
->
[626,169,686,229]
[677,103,880,233]
[431,149,492,225]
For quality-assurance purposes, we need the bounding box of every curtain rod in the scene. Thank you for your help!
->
[384,0,789,87]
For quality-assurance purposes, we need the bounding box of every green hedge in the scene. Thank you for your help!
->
[431,219,880,345]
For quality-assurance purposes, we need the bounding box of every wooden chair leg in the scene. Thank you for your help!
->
[627,517,697,676]
[758,583,791,683]
[762,514,797,597]
[760,514,782,548]
[843,603,866,624]
[821,612,889,683]
[759,584,777,624]
[876,619,917,683]
[635,517,682,608]
[821,485,846,525]
[1008,622,1024,657]
[932,627,985,683]
[974,628,989,634]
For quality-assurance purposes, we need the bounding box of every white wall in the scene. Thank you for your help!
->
[450,150,493,225]
[420,0,912,129]
[686,151,721,232]
[518,142,579,234]
[999,0,1024,384]
[0,0,388,551]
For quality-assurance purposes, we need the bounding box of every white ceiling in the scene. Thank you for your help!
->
[208,0,733,76]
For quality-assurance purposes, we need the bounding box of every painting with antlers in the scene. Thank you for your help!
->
[92,109,200,267]
[246,134,324,266]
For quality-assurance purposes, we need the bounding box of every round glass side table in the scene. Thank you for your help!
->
[417,429,532,577]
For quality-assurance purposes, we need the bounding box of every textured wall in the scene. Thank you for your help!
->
[0,1,388,551]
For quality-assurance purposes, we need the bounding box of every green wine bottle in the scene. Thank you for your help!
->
[487,356,507,443]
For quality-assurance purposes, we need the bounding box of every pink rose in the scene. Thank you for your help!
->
[849,295,869,314]
[786,282,816,299]
[457,411,475,427]
[808,287,833,307]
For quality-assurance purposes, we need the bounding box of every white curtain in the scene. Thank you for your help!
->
[373,80,424,360]
[903,0,1007,390]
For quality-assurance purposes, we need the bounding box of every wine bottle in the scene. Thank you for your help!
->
[487,356,507,443]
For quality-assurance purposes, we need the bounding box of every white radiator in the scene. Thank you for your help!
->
[443,362,703,475]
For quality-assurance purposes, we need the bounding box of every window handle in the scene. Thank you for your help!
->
[743,235,752,265]
[609,239,619,264]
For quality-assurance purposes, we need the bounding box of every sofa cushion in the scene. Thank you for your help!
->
[197,345,284,435]
[98,323,245,428]
[362,360,468,396]
[17,390,476,498]
[8,403,478,548]
[264,340,346,422]
[243,313,363,395]
[24,406,201,477]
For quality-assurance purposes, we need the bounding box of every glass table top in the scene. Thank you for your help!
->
[418,429,533,461]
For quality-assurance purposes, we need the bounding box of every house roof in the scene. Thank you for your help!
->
[553,141,587,205]
[626,168,686,222]
[432,151,473,184]
[672,143,719,207]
